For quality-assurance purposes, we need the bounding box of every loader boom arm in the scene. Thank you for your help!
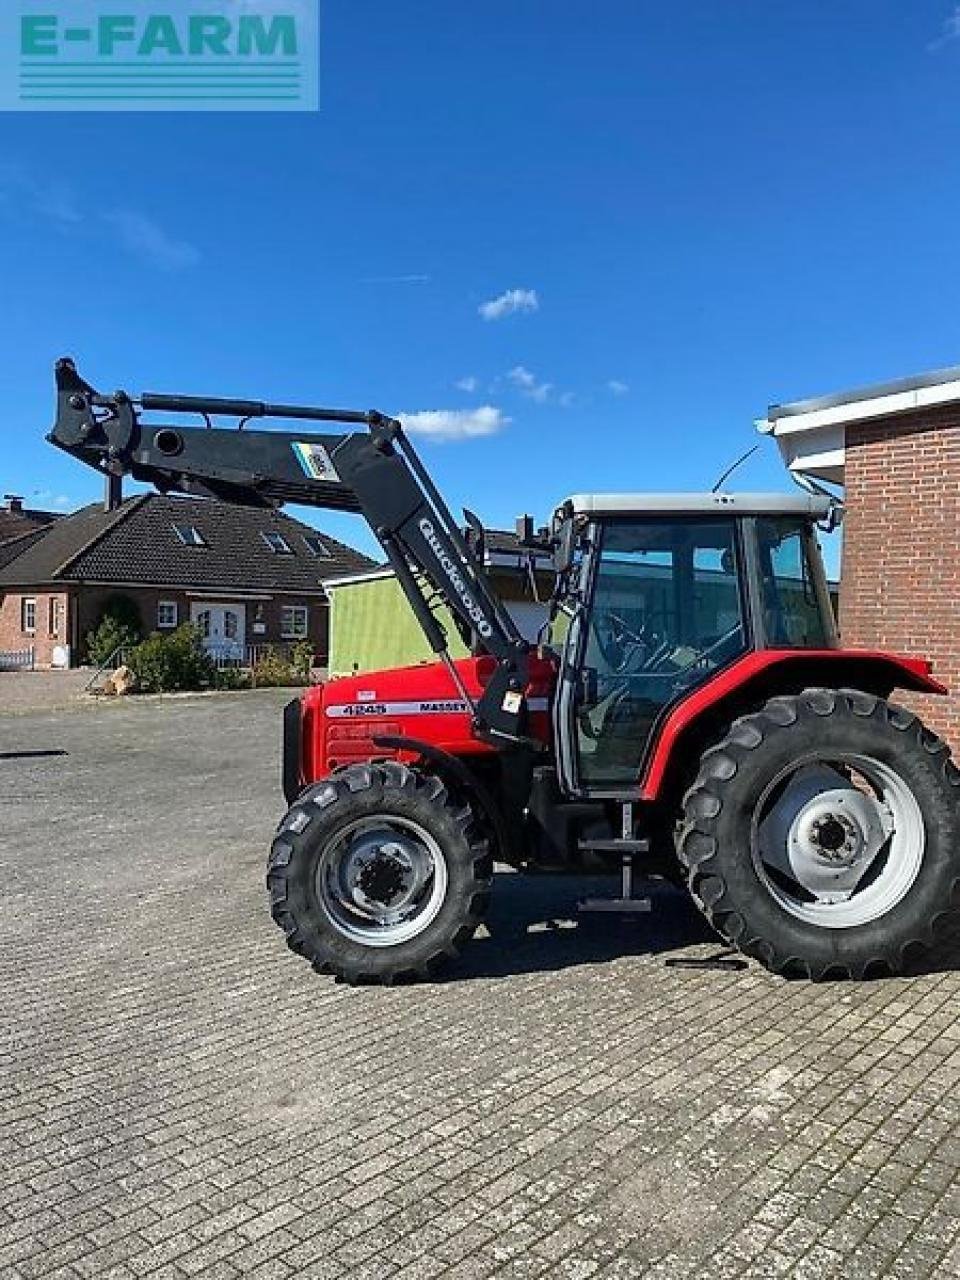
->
[48,358,533,745]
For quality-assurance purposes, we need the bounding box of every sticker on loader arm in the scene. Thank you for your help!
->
[292,441,341,483]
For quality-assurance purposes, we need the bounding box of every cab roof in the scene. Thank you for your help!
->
[561,491,833,519]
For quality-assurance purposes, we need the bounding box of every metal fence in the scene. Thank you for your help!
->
[84,642,311,693]
[206,643,300,669]
[0,647,35,672]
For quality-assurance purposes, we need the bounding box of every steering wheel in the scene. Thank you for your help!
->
[596,611,656,674]
[644,622,745,679]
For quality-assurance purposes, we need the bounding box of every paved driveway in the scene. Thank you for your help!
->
[0,669,96,715]
[2,692,960,1280]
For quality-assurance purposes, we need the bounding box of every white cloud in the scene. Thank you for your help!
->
[103,210,201,271]
[0,165,81,227]
[508,365,552,403]
[455,375,479,392]
[607,379,630,396]
[33,182,82,226]
[399,406,510,442]
[930,7,960,48]
[31,489,73,510]
[479,287,539,321]
[362,273,431,284]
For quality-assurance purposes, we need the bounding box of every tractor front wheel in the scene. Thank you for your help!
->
[268,762,492,984]
[678,688,960,979]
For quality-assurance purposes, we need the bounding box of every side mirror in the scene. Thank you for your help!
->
[554,518,576,574]
[818,503,844,534]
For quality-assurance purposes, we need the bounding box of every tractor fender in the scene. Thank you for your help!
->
[640,649,947,801]
[373,734,516,865]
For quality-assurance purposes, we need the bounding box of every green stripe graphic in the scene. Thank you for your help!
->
[20,93,301,100]
[20,59,301,66]
[21,75,301,81]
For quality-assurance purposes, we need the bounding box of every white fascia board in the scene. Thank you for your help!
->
[774,424,846,486]
[322,568,396,590]
[767,379,960,437]
[325,556,547,590]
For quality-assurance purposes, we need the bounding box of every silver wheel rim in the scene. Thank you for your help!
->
[750,753,925,929]
[316,816,448,946]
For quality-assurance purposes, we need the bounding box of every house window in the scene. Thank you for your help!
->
[173,523,206,547]
[303,533,331,558]
[262,530,293,555]
[21,598,36,634]
[281,605,309,638]
[157,601,178,629]
[48,598,64,637]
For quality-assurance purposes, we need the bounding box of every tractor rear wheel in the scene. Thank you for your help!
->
[268,762,491,984]
[678,688,960,979]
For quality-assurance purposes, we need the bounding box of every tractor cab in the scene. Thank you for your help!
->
[548,493,838,797]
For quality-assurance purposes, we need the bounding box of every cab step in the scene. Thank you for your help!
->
[577,803,652,915]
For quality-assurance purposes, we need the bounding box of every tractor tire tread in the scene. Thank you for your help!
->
[677,687,960,980]
[267,761,490,985]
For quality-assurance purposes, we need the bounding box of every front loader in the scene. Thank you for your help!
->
[50,359,960,982]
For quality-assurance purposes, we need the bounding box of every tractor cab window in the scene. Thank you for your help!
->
[573,517,748,788]
[755,517,834,649]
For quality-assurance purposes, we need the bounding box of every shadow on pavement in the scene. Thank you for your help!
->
[0,749,69,760]
[447,871,724,981]
[447,871,960,982]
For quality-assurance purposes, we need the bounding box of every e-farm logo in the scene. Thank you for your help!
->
[1,2,319,111]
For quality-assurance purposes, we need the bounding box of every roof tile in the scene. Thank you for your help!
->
[0,493,376,591]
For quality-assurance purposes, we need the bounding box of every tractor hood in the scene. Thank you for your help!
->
[300,654,555,779]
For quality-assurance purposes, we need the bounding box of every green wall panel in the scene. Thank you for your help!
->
[329,577,468,674]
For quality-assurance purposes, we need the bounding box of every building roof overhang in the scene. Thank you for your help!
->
[757,364,960,487]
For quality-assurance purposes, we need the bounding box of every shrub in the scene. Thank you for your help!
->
[128,624,215,694]
[251,644,313,689]
[86,594,143,665]
[213,665,251,691]
[291,640,315,681]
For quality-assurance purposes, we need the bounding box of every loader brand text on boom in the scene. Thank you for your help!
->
[418,517,493,639]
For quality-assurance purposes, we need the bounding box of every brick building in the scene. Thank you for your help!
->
[0,492,376,668]
[759,366,960,750]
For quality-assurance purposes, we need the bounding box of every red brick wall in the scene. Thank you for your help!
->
[78,587,330,663]
[841,404,960,750]
[0,589,72,667]
[0,585,331,668]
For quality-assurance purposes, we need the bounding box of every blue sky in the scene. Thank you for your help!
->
[4,1,960,566]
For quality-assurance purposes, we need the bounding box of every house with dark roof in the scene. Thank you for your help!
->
[0,493,376,668]
[0,495,61,545]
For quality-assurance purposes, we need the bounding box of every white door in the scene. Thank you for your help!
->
[190,602,246,660]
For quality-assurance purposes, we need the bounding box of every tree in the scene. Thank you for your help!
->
[85,594,143,665]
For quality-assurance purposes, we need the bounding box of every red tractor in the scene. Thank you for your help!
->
[51,360,960,983]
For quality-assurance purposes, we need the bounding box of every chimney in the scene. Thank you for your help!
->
[104,473,123,513]
[4,494,24,513]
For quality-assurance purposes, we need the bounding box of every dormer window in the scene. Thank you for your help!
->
[173,523,206,547]
[303,533,331,558]
[262,531,293,554]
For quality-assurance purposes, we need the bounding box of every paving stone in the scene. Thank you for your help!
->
[2,692,960,1280]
